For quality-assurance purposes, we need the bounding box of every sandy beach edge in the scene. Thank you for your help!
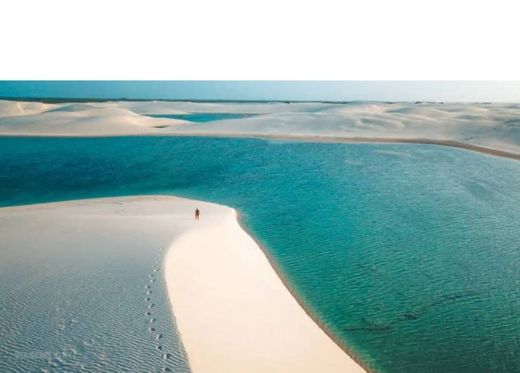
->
[165,204,367,373]
[0,195,366,371]
[233,210,372,373]
[2,132,519,161]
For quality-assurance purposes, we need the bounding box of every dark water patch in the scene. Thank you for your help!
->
[344,317,393,333]
[146,113,259,122]
[400,290,480,322]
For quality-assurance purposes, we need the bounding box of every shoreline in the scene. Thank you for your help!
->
[0,195,365,371]
[234,211,372,372]
[165,204,366,372]
[2,132,519,161]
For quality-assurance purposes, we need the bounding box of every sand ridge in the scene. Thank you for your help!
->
[166,205,365,372]
[1,99,520,159]
[0,195,365,372]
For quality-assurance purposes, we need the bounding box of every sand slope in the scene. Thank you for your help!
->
[0,99,55,117]
[0,101,186,135]
[1,99,520,156]
[0,196,200,371]
[0,195,364,372]
[166,207,365,372]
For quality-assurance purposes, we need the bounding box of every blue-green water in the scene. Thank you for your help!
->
[146,113,258,122]
[1,136,520,372]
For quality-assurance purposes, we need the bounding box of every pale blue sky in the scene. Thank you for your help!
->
[1,81,519,102]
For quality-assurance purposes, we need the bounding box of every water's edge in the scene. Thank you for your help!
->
[1,133,519,161]
[235,208,372,372]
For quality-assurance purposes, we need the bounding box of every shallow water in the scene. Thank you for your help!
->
[146,113,257,122]
[1,136,520,372]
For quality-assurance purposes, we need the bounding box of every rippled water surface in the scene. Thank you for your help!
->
[1,136,520,372]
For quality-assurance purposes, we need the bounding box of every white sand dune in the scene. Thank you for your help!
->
[0,101,186,135]
[0,196,364,372]
[167,206,364,373]
[168,102,520,155]
[118,100,325,115]
[1,99,520,156]
[0,99,55,117]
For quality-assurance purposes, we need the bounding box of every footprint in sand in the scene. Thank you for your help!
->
[145,261,165,350]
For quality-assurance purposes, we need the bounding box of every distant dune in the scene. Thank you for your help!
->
[1,99,520,158]
[0,100,55,117]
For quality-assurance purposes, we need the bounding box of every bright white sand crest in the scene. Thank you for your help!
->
[0,100,55,117]
[0,195,364,372]
[1,99,520,156]
[166,206,365,372]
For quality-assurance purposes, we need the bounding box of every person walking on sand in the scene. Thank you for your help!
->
[195,208,200,220]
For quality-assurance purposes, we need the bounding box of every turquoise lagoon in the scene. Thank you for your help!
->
[1,136,520,372]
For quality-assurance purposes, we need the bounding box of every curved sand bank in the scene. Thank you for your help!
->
[2,99,520,159]
[166,205,365,372]
[0,195,364,372]
[149,132,520,161]
[0,195,198,371]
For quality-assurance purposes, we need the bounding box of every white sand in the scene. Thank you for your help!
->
[1,99,520,156]
[166,207,365,373]
[0,100,55,117]
[0,195,364,372]
[0,101,187,135]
